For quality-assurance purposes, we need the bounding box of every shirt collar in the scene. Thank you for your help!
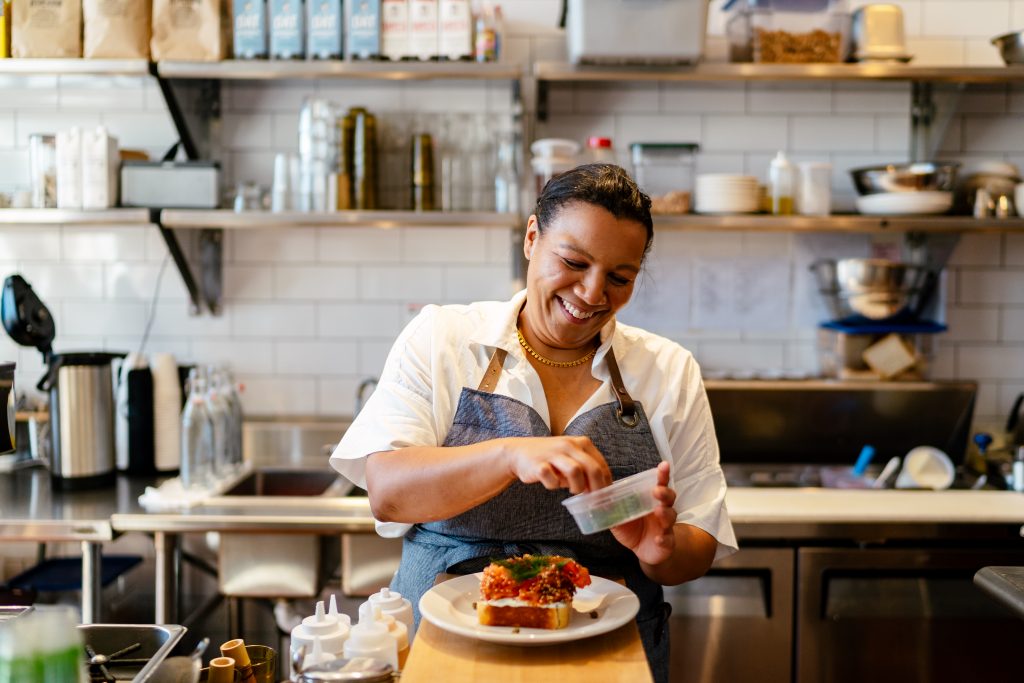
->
[469,289,619,371]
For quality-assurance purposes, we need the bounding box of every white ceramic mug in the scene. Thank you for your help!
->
[895,446,955,490]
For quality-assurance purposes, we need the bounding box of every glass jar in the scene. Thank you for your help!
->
[630,143,699,214]
[28,133,57,209]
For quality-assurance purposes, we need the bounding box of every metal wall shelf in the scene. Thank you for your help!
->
[652,214,1024,233]
[534,62,1024,84]
[157,59,521,81]
[0,59,151,76]
[0,208,153,225]
[160,209,521,230]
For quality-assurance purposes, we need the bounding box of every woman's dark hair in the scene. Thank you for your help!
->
[533,163,654,257]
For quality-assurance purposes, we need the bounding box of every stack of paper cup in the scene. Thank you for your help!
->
[151,353,182,473]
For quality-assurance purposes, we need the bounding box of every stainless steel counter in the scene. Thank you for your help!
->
[0,468,159,623]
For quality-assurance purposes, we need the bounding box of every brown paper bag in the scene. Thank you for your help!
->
[84,0,152,59]
[12,0,82,58]
[151,0,226,61]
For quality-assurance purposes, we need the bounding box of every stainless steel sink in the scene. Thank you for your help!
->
[221,467,345,497]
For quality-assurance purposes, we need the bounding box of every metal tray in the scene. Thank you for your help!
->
[78,623,186,683]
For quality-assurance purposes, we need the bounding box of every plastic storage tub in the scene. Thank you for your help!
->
[817,321,945,381]
[725,0,852,63]
[562,467,659,534]
[631,143,699,214]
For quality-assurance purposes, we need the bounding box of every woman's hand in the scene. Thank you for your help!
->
[610,461,677,566]
[503,436,612,494]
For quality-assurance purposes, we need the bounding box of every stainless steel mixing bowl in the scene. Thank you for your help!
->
[811,258,931,320]
[849,162,959,195]
[992,30,1024,65]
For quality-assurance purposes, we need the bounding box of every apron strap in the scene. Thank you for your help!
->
[477,347,508,392]
[605,349,640,428]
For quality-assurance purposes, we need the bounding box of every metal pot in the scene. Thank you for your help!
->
[992,30,1024,65]
[0,362,14,455]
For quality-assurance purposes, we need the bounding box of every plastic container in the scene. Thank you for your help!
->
[724,0,852,63]
[561,467,660,534]
[530,138,580,196]
[586,137,617,165]
[768,151,795,215]
[631,143,699,214]
[816,321,944,381]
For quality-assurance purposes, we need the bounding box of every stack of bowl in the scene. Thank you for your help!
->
[811,258,932,321]
[849,162,958,215]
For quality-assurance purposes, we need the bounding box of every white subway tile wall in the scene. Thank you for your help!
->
[0,1,1021,423]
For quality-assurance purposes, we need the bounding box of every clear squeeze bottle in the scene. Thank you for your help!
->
[768,150,795,215]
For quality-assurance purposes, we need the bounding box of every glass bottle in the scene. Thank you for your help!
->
[494,135,520,214]
[205,368,231,480]
[180,368,214,490]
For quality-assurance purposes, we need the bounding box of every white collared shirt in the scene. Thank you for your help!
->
[331,290,738,559]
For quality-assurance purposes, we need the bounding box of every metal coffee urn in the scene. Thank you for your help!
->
[38,352,122,489]
[1,274,122,489]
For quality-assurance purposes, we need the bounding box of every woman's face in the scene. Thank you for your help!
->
[522,201,647,352]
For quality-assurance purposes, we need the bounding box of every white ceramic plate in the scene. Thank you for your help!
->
[418,573,640,646]
[856,191,953,215]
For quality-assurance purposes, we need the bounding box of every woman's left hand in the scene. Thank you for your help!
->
[610,461,677,566]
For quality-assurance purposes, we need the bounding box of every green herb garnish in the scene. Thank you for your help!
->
[492,555,569,581]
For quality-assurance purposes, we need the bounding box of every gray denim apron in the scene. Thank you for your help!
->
[390,346,671,683]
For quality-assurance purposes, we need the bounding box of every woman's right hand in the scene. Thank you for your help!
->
[502,436,612,495]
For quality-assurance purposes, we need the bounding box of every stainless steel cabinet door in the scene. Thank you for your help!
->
[667,547,795,683]
[797,546,1024,683]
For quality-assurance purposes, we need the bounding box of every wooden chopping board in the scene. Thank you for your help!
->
[400,574,653,683]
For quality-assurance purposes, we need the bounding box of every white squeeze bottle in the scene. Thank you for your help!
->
[768,150,795,215]
[290,599,349,667]
[343,605,398,670]
[358,602,409,669]
[367,586,415,638]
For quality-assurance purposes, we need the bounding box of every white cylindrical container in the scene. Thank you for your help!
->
[358,602,408,667]
[367,587,414,637]
[151,353,181,473]
[796,161,833,216]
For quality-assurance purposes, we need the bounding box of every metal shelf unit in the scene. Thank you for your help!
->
[533,62,1024,162]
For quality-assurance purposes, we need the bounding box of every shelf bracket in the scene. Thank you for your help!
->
[910,82,962,162]
[151,65,220,161]
[154,210,223,316]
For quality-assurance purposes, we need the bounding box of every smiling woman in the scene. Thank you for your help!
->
[330,163,737,683]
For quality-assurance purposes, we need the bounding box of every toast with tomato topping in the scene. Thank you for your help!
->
[476,554,591,629]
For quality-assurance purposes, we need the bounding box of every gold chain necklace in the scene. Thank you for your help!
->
[516,328,596,368]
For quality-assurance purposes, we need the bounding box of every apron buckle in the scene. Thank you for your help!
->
[616,405,639,428]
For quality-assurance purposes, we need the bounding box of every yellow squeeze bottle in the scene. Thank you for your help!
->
[0,1,11,59]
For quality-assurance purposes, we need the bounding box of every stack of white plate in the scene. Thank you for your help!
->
[695,174,760,214]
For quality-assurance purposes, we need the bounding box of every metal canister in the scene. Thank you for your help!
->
[336,112,355,210]
[411,133,436,211]
[351,107,378,209]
